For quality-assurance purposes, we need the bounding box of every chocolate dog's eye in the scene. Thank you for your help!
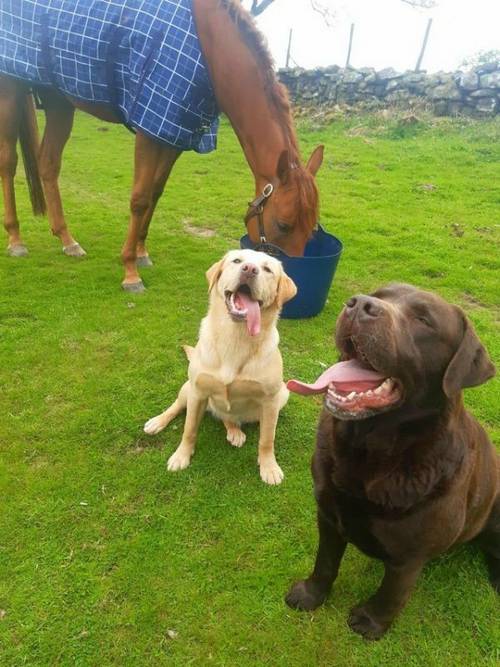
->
[233,258,242,264]
[417,315,432,327]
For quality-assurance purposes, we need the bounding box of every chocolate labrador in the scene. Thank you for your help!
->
[285,284,498,639]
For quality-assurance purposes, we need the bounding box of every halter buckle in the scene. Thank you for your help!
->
[262,183,274,198]
[244,182,275,244]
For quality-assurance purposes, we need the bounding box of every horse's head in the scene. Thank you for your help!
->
[245,145,324,256]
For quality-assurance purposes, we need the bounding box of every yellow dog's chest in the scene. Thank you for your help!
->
[194,372,267,409]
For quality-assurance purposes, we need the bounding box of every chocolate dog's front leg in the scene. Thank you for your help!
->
[286,509,347,611]
[348,559,424,640]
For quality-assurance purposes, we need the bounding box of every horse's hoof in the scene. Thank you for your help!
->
[7,244,29,257]
[136,255,153,268]
[63,242,87,257]
[122,280,146,293]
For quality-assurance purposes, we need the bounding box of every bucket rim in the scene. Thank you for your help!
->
[240,224,343,261]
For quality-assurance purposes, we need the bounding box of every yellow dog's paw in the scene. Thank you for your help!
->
[167,448,192,472]
[144,415,166,435]
[259,461,284,485]
[226,427,246,448]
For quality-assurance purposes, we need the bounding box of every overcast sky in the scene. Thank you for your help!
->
[251,0,500,72]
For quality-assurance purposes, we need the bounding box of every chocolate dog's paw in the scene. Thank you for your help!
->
[285,579,328,611]
[348,605,389,640]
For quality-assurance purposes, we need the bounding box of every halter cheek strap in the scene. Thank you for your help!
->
[244,182,275,244]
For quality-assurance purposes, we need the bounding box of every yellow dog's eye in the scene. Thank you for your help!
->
[263,265,273,274]
[233,258,242,264]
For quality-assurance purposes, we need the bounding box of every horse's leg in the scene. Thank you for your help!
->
[122,133,165,291]
[136,146,180,268]
[38,90,86,257]
[0,78,26,256]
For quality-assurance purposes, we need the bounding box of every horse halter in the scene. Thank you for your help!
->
[244,182,283,256]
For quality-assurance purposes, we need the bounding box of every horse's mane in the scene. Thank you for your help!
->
[219,1,319,235]
[218,0,299,161]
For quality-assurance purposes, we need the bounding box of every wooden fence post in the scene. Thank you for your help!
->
[345,23,355,68]
[285,28,293,68]
[415,18,433,71]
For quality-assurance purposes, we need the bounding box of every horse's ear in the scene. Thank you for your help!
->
[306,145,324,176]
[277,150,290,185]
[206,258,225,292]
[276,272,297,307]
[442,312,496,397]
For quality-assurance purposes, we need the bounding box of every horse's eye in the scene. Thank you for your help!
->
[233,258,242,264]
[276,220,291,234]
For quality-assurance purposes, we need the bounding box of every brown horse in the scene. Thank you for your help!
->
[0,0,323,291]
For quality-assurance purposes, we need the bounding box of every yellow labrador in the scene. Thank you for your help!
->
[144,249,297,484]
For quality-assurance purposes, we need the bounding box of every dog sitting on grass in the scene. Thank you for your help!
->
[144,249,297,485]
[286,284,498,638]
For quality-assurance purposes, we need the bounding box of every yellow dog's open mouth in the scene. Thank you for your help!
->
[224,285,262,336]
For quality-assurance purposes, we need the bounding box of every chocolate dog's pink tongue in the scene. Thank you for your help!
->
[287,360,386,395]
[236,291,261,336]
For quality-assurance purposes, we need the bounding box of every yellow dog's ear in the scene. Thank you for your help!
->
[206,258,225,292]
[276,272,297,306]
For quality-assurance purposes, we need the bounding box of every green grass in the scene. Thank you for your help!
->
[0,111,499,666]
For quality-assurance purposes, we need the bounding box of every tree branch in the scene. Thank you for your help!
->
[401,0,437,8]
[250,0,276,16]
[310,1,336,27]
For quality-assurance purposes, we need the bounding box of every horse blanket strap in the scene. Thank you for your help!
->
[0,0,219,153]
[244,183,275,244]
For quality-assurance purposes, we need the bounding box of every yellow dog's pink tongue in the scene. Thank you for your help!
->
[287,360,386,395]
[235,291,261,336]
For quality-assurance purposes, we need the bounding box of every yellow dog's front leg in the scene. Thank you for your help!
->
[167,391,207,472]
[258,399,283,485]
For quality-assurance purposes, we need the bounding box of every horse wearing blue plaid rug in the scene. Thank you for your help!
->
[0,0,323,291]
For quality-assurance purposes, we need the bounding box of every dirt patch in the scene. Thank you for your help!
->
[417,183,437,192]
[462,292,490,310]
[182,219,216,238]
[450,223,465,237]
[461,292,500,323]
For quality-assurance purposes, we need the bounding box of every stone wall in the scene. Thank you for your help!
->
[278,62,500,116]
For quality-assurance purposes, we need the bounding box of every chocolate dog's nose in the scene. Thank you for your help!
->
[241,263,259,277]
[346,295,384,320]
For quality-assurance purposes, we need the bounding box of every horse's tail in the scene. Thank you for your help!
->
[18,92,46,216]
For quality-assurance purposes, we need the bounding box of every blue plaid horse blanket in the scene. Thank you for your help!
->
[0,0,219,152]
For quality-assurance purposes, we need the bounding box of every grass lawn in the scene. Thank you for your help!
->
[0,111,499,666]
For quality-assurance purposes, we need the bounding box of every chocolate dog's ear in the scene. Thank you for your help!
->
[443,313,496,397]
[276,272,297,306]
[206,258,225,293]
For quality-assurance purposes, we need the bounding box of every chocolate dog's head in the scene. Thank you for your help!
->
[326,283,496,420]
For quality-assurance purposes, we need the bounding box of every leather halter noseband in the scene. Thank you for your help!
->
[244,182,275,245]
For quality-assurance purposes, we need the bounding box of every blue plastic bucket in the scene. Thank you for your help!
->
[240,225,343,319]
